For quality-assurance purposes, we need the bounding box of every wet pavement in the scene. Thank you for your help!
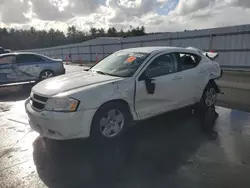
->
[1,66,250,188]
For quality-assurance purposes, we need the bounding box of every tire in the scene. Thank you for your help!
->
[39,70,55,81]
[199,83,217,108]
[90,102,131,142]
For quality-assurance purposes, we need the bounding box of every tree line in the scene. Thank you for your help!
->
[0,26,146,50]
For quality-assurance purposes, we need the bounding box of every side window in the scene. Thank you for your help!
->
[178,53,201,71]
[145,53,178,78]
[0,55,16,64]
[17,54,45,63]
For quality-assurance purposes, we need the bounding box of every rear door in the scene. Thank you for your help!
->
[16,54,45,81]
[0,55,18,84]
[175,52,205,104]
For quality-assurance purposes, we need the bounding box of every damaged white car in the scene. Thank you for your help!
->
[25,47,222,140]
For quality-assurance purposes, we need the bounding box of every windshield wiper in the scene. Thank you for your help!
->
[94,70,108,75]
[93,70,125,77]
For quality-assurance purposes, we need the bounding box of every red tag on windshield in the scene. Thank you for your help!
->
[126,56,136,63]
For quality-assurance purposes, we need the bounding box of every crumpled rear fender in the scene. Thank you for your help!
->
[209,79,220,93]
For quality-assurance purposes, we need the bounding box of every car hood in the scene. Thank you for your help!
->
[32,71,124,96]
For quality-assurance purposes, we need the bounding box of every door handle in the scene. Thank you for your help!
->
[199,70,206,73]
[172,76,182,80]
[35,65,40,67]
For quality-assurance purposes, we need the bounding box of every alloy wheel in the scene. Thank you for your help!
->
[99,109,125,138]
[205,88,217,107]
[41,71,54,80]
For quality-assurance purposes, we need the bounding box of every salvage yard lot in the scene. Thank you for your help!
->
[1,65,250,188]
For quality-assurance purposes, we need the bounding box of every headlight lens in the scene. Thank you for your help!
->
[44,97,80,112]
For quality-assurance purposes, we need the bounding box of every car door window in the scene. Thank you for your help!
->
[177,53,201,71]
[0,55,16,64]
[17,54,45,63]
[144,53,178,78]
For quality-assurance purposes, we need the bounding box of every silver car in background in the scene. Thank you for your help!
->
[0,52,65,84]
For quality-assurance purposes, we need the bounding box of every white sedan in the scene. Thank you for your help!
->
[25,47,222,141]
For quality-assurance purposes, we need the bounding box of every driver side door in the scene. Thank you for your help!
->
[135,52,184,119]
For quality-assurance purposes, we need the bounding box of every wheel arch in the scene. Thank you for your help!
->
[208,79,220,93]
[95,99,134,119]
[198,78,220,103]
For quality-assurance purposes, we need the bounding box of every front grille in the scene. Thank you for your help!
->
[33,94,48,103]
[31,93,48,111]
[32,100,45,110]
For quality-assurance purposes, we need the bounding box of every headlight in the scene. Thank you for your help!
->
[44,97,80,112]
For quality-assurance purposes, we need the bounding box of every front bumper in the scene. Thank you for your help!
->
[25,99,96,140]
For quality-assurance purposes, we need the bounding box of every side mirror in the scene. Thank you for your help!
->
[139,71,155,94]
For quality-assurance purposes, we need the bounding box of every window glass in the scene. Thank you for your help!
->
[178,53,201,70]
[91,51,149,77]
[0,55,16,64]
[145,53,178,78]
[17,54,45,63]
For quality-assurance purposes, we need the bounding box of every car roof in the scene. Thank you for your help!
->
[118,46,190,54]
[0,46,200,58]
[0,52,41,57]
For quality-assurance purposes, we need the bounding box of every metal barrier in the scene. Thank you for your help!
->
[20,24,250,69]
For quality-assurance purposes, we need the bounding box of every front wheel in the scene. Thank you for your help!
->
[90,102,131,141]
[200,85,217,108]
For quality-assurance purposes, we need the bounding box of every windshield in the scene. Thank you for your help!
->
[91,51,149,77]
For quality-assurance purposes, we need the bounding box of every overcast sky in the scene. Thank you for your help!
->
[0,0,250,33]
